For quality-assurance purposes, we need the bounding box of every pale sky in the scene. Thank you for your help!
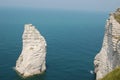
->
[0,0,120,12]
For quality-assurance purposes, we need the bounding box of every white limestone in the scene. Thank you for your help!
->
[94,10,120,80]
[15,24,47,77]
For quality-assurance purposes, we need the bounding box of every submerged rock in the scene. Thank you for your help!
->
[94,9,120,80]
[15,24,47,77]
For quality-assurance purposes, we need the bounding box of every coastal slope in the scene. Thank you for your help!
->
[94,8,120,80]
[15,24,47,77]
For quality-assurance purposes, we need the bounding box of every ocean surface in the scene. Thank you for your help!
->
[0,8,108,80]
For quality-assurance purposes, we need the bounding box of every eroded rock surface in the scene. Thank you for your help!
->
[94,9,120,80]
[15,24,47,77]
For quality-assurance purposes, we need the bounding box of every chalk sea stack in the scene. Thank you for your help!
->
[15,24,47,77]
[94,8,120,80]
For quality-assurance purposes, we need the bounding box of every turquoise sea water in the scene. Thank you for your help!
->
[0,8,108,80]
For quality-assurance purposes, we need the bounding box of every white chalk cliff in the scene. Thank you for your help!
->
[94,8,120,80]
[15,24,47,77]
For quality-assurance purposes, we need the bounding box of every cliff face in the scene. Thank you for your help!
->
[15,24,47,77]
[94,9,120,80]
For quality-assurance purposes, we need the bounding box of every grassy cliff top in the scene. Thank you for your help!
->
[114,8,120,24]
[101,67,120,80]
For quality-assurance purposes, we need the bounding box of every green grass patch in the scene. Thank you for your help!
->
[114,14,120,24]
[101,67,120,80]
[114,14,120,23]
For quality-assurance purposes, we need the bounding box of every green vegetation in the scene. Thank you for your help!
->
[114,8,120,24]
[114,13,120,24]
[101,67,120,80]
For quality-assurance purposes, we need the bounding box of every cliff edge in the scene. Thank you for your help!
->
[15,24,47,78]
[94,8,120,80]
